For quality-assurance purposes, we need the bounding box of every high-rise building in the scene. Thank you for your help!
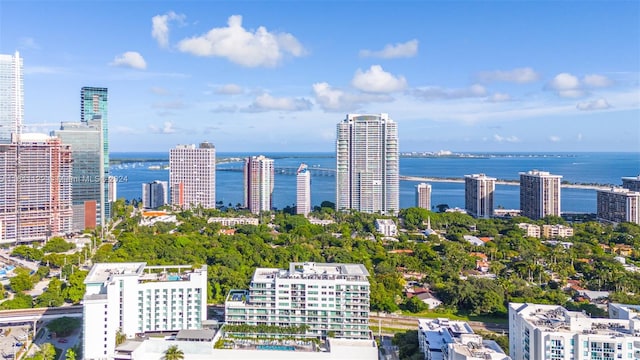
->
[81,87,110,220]
[83,262,207,360]
[244,155,274,214]
[169,142,216,209]
[296,163,311,216]
[0,51,23,143]
[225,262,370,339]
[107,176,117,203]
[0,134,72,243]
[336,113,398,214]
[622,176,640,192]
[465,174,496,218]
[142,181,169,209]
[52,120,104,230]
[597,187,640,224]
[519,170,562,220]
[415,183,431,210]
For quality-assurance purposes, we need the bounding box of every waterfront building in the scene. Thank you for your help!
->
[142,180,169,209]
[336,113,399,214]
[519,170,562,220]
[622,176,640,192]
[296,163,311,216]
[169,142,216,209]
[416,183,432,210]
[509,302,640,360]
[0,134,72,243]
[244,155,274,214]
[418,318,510,360]
[225,262,371,340]
[597,187,640,224]
[81,87,110,220]
[0,51,23,143]
[464,174,496,219]
[82,262,207,360]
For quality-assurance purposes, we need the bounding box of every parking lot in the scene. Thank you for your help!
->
[0,324,32,359]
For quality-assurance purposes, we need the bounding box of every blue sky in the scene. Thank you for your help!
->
[1,1,639,152]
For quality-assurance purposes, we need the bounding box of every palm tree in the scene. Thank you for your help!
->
[65,349,77,360]
[163,345,184,360]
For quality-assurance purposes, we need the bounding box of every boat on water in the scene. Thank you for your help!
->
[148,165,162,170]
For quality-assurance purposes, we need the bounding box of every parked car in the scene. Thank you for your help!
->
[58,338,68,343]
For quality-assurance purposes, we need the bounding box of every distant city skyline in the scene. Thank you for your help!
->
[1,2,639,152]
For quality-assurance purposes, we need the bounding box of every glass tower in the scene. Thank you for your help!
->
[0,51,23,143]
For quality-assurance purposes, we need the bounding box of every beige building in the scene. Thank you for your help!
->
[244,155,274,214]
[465,174,496,219]
[416,183,432,210]
[519,170,562,220]
[597,187,640,224]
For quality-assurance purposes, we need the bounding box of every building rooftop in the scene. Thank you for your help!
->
[176,329,215,342]
[251,262,369,282]
[85,262,146,284]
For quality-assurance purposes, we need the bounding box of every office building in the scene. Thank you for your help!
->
[226,262,371,340]
[465,174,496,219]
[244,155,274,214]
[509,302,640,360]
[296,163,311,216]
[81,87,110,220]
[0,51,23,143]
[597,187,640,224]
[336,113,399,214]
[418,318,510,360]
[416,183,432,210]
[519,170,562,220]
[82,262,208,360]
[622,176,640,192]
[0,134,72,243]
[142,181,169,210]
[169,142,216,209]
[52,119,104,230]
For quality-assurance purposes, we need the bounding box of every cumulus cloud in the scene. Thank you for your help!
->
[549,136,561,142]
[477,67,540,83]
[312,82,392,112]
[148,121,176,134]
[487,93,511,102]
[244,93,312,112]
[359,39,418,59]
[583,74,612,88]
[412,84,487,100]
[546,73,584,98]
[151,11,185,48]
[576,98,611,111]
[177,15,305,67]
[493,134,520,143]
[110,51,147,70]
[351,65,407,93]
[215,84,244,95]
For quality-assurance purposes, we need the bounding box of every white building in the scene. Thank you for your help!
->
[169,142,216,209]
[519,170,562,220]
[0,51,23,143]
[297,163,311,216]
[518,223,541,238]
[509,302,640,360]
[108,176,118,202]
[416,183,432,210]
[418,318,510,360]
[83,262,207,360]
[375,219,398,237]
[225,262,371,340]
[244,155,275,214]
[207,217,259,226]
[336,113,399,214]
[142,180,169,209]
[465,174,496,219]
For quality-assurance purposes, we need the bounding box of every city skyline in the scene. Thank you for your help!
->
[1,2,638,153]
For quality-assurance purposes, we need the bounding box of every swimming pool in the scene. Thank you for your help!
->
[256,345,295,351]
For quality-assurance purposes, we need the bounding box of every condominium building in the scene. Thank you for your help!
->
[518,223,541,238]
[83,262,208,360]
[542,224,574,238]
[207,217,259,227]
[81,87,110,220]
[225,262,371,339]
[0,134,72,243]
[169,142,216,209]
[375,219,397,237]
[465,174,496,218]
[622,176,640,192]
[142,181,169,209]
[597,187,640,224]
[418,318,510,360]
[296,163,311,216]
[509,302,640,360]
[244,155,274,214]
[519,170,562,220]
[416,183,432,210]
[108,176,118,202]
[0,51,23,143]
[336,113,399,214]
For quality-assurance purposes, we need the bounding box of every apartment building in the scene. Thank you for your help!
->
[542,224,574,239]
[296,163,311,216]
[597,187,640,225]
[520,170,562,220]
[169,142,216,209]
[518,223,541,238]
[465,174,496,219]
[244,155,275,214]
[416,183,432,210]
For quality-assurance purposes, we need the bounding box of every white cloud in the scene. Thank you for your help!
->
[151,11,185,48]
[177,15,305,67]
[493,134,520,143]
[148,121,176,134]
[215,84,244,95]
[110,51,147,70]
[413,84,487,100]
[546,73,584,98]
[312,82,393,112]
[351,65,407,93]
[152,100,186,110]
[488,93,511,102]
[549,135,561,142]
[583,74,612,88]
[244,93,312,112]
[359,39,418,59]
[477,67,540,83]
[576,98,611,111]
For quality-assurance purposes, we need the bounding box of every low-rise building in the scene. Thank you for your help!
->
[208,217,259,226]
[375,219,397,237]
[517,223,541,238]
[542,224,574,238]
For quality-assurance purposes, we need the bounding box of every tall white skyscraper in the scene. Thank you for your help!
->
[169,142,216,209]
[0,51,24,143]
[465,174,496,218]
[336,113,399,214]
[520,170,562,220]
[296,163,311,216]
[244,155,274,214]
[416,183,431,210]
